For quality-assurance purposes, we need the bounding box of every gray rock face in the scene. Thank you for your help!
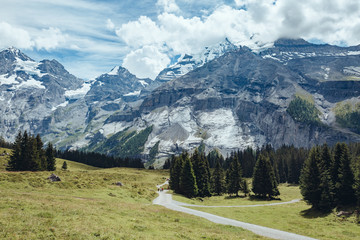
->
[2,39,360,166]
[0,47,84,141]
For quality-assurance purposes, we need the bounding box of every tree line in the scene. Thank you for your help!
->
[7,131,56,171]
[55,149,144,169]
[300,143,360,212]
[169,149,279,198]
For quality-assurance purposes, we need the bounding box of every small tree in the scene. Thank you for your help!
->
[46,143,56,171]
[180,155,198,198]
[7,131,22,171]
[62,161,68,170]
[252,154,279,198]
[211,158,225,195]
[226,154,243,196]
[300,147,321,209]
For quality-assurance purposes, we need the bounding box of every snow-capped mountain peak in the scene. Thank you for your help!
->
[155,38,238,82]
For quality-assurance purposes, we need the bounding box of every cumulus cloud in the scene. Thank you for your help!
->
[122,46,170,80]
[0,22,34,49]
[156,0,180,13]
[0,22,67,51]
[116,0,360,78]
[35,27,66,50]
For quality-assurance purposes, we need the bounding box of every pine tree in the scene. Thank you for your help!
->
[46,143,56,171]
[36,134,46,170]
[300,147,321,209]
[252,154,279,198]
[7,131,22,171]
[62,161,68,170]
[28,135,40,171]
[337,143,356,206]
[226,154,243,196]
[331,143,343,204]
[317,144,335,211]
[211,158,225,195]
[180,155,198,198]
[170,155,183,194]
[354,159,360,207]
[192,150,211,197]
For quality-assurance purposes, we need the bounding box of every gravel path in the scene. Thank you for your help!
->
[153,182,317,240]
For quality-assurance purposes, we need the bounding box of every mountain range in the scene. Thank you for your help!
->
[1,39,360,167]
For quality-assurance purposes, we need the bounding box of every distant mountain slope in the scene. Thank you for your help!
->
[2,39,360,167]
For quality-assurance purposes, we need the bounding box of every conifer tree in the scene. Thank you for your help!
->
[62,161,68,170]
[317,144,335,211]
[180,155,198,198]
[252,154,279,198]
[7,131,22,171]
[300,147,321,209]
[36,134,46,170]
[354,160,360,207]
[226,154,243,196]
[170,155,183,193]
[331,143,343,203]
[29,135,40,171]
[46,143,56,171]
[192,150,211,197]
[337,143,355,206]
[211,158,225,195]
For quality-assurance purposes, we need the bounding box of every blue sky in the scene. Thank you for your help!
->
[1,0,359,80]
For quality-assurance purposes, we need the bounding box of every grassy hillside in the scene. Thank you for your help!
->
[0,150,268,240]
[287,96,321,125]
[86,126,153,158]
[334,101,360,133]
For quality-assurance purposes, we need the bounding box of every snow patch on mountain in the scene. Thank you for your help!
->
[10,77,45,90]
[15,58,46,78]
[0,74,18,85]
[52,101,69,111]
[124,90,141,97]
[65,82,92,99]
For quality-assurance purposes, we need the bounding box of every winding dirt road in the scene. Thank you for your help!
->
[153,182,317,240]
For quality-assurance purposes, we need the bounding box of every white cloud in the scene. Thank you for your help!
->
[0,22,34,49]
[157,0,180,13]
[35,27,67,50]
[122,46,170,80]
[106,19,115,31]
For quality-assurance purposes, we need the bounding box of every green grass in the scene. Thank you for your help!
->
[184,185,360,240]
[172,184,300,206]
[0,151,268,240]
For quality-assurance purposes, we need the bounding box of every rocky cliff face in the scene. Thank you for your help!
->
[135,44,360,166]
[2,39,360,167]
[0,47,84,140]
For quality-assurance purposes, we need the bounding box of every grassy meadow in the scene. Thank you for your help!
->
[0,148,268,240]
[181,183,360,240]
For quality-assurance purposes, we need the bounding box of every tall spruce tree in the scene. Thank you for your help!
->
[300,147,321,209]
[354,160,360,207]
[211,158,225,195]
[46,143,56,171]
[192,150,211,197]
[180,155,198,198]
[252,154,279,198]
[226,154,243,196]
[36,134,46,170]
[337,143,356,206]
[331,143,343,204]
[170,155,183,194]
[317,144,335,211]
[7,131,22,171]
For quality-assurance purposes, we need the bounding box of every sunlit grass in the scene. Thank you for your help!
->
[0,152,269,240]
